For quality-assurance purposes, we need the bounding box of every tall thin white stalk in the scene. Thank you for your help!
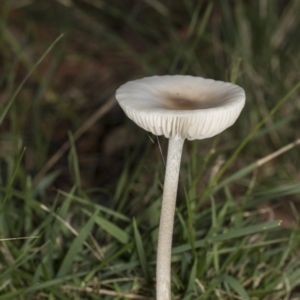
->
[156,136,185,300]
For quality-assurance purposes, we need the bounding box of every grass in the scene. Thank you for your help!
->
[1,0,300,299]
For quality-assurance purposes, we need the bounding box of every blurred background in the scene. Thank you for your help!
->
[1,0,299,190]
[1,0,300,299]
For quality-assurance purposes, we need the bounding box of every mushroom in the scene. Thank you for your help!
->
[115,75,245,300]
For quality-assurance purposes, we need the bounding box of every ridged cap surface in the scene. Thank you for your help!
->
[115,75,245,140]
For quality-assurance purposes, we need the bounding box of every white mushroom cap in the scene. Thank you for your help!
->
[115,75,245,140]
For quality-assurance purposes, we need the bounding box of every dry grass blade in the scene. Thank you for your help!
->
[257,137,300,167]
[271,0,300,48]
[0,236,40,241]
[33,96,116,184]
[62,285,151,299]
[39,204,103,261]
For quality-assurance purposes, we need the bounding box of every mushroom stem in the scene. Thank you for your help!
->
[156,135,185,300]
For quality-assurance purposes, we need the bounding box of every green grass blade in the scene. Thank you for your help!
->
[173,220,281,254]
[0,34,64,124]
[0,148,25,212]
[56,209,98,278]
[185,257,198,296]
[83,209,129,244]
[0,272,87,300]
[221,274,250,300]
[68,132,81,188]
[133,218,149,281]
[58,191,130,222]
